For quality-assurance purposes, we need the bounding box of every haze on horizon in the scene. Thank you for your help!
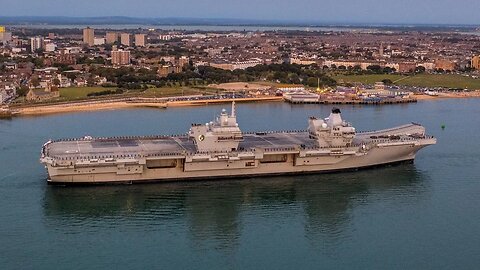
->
[2,0,480,25]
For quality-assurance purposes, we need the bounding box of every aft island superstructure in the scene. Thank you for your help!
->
[40,103,436,184]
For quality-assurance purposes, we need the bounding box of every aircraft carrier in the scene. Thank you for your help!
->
[40,103,436,184]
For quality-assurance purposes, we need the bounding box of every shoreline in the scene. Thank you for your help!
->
[414,91,480,100]
[11,96,284,116]
[7,92,480,117]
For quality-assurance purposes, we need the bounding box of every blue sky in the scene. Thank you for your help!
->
[2,0,480,25]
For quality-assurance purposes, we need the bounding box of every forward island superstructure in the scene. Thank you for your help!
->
[40,103,436,184]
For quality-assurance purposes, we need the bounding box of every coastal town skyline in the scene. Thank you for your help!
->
[2,0,480,25]
[2,22,480,116]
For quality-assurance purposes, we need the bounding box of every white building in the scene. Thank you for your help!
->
[11,47,25,54]
[45,43,56,52]
[30,37,44,52]
[282,88,320,103]
[278,87,306,93]
[231,59,263,70]
[159,35,172,41]
[62,47,81,54]
[290,57,317,65]
[94,38,105,46]
[56,74,72,88]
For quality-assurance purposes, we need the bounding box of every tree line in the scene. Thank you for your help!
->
[89,63,338,89]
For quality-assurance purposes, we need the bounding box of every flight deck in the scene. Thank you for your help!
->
[45,132,317,160]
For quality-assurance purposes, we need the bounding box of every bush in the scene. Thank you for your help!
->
[87,88,124,97]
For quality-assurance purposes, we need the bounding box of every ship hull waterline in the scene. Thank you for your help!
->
[46,159,416,186]
[44,143,428,185]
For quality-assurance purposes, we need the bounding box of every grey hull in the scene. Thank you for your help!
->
[43,134,433,184]
[46,159,415,186]
[40,106,436,185]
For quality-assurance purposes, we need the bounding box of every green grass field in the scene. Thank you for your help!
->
[332,73,480,89]
[56,74,480,102]
[59,86,214,100]
[143,87,214,97]
[254,81,304,88]
[333,74,404,85]
[395,74,480,89]
[59,87,116,100]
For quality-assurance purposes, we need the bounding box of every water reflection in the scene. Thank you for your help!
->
[43,164,429,248]
[298,166,428,248]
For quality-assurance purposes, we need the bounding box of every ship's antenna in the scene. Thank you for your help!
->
[231,101,236,117]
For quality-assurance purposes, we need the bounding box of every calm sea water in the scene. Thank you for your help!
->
[9,24,370,32]
[1,100,479,269]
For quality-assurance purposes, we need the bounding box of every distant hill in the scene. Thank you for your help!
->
[0,16,478,31]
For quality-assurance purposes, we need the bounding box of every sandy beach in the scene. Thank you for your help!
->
[414,91,480,100]
[8,91,480,116]
[12,96,284,116]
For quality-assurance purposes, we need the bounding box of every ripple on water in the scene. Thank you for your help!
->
[4,100,480,269]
